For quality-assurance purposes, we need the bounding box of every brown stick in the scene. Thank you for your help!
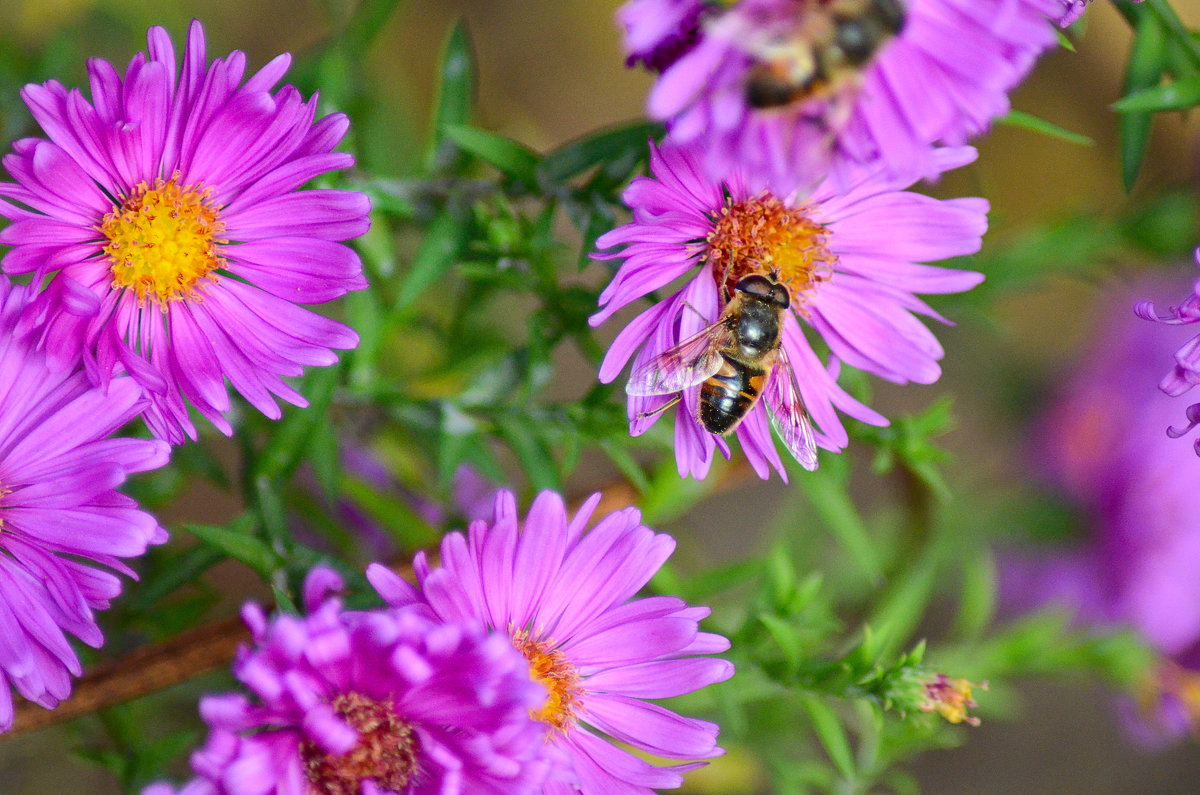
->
[8,615,248,738]
[3,462,751,740]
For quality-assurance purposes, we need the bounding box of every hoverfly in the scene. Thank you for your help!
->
[626,274,819,470]
[744,0,906,110]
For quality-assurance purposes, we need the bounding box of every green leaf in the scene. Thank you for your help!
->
[1112,76,1200,113]
[759,613,804,671]
[796,458,884,585]
[341,0,409,53]
[253,365,341,481]
[801,695,857,782]
[1122,12,1168,190]
[125,544,223,612]
[952,548,997,639]
[997,110,1092,146]
[442,124,540,183]
[427,21,476,171]
[538,120,662,184]
[185,515,278,577]
[392,206,469,317]
[497,417,562,492]
[598,439,650,493]
[341,473,441,549]
[865,543,940,661]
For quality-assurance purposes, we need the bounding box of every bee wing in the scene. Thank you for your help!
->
[763,346,819,471]
[625,321,732,397]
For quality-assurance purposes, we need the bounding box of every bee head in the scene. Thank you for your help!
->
[734,274,791,309]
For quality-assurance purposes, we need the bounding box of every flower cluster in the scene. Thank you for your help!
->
[153,491,733,794]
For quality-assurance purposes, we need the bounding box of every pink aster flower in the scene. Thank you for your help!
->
[0,20,369,444]
[0,276,168,732]
[590,141,985,480]
[647,0,1062,192]
[154,566,551,794]
[1134,253,1200,453]
[367,490,734,795]
[1004,277,1200,745]
[619,0,710,71]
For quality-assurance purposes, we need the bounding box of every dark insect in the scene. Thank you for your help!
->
[626,274,818,470]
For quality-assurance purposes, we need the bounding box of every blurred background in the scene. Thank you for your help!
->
[2,0,1200,792]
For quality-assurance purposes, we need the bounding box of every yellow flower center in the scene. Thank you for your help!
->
[921,674,984,726]
[99,174,225,306]
[512,627,583,734]
[300,692,420,795]
[706,194,835,307]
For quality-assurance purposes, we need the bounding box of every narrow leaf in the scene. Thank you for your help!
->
[801,695,857,782]
[443,124,540,183]
[393,206,469,316]
[538,120,662,183]
[1112,76,1200,113]
[1122,13,1167,190]
[184,516,277,577]
[796,460,883,585]
[427,21,476,171]
[997,110,1093,146]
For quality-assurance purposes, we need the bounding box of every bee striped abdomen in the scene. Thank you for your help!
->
[698,355,767,435]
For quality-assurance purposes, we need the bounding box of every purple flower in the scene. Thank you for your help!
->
[1134,253,1200,453]
[647,0,1061,192]
[1006,277,1200,744]
[1058,1,1141,27]
[619,0,710,72]
[155,566,551,794]
[367,489,734,794]
[0,20,370,444]
[1059,0,1089,25]
[590,141,985,480]
[0,276,168,732]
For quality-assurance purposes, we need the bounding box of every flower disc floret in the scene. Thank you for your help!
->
[512,628,583,733]
[100,176,225,305]
[708,195,834,305]
[301,692,420,795]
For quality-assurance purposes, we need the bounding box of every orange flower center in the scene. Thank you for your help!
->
[512,627,583,734]
[99,174,225,306]
[300,692,420,795]
[707,194,835,306]
[920,674,985,726]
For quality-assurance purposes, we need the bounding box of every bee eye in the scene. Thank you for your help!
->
[771,286,791,308]
[834,19,875,63]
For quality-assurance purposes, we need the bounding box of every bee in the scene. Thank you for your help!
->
[744,0,906,110]
[626,274,818,470]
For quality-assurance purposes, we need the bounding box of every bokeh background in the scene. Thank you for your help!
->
[1,0,1200,792]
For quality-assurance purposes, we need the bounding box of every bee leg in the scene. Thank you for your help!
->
[680,301,711,323]
[636,395,682,420]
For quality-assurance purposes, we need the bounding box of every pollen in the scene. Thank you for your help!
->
[707,194,835,307]
[512,627,583,734]
[301,692,420,795]
[920,674,985,726]
[99,174,225,306]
